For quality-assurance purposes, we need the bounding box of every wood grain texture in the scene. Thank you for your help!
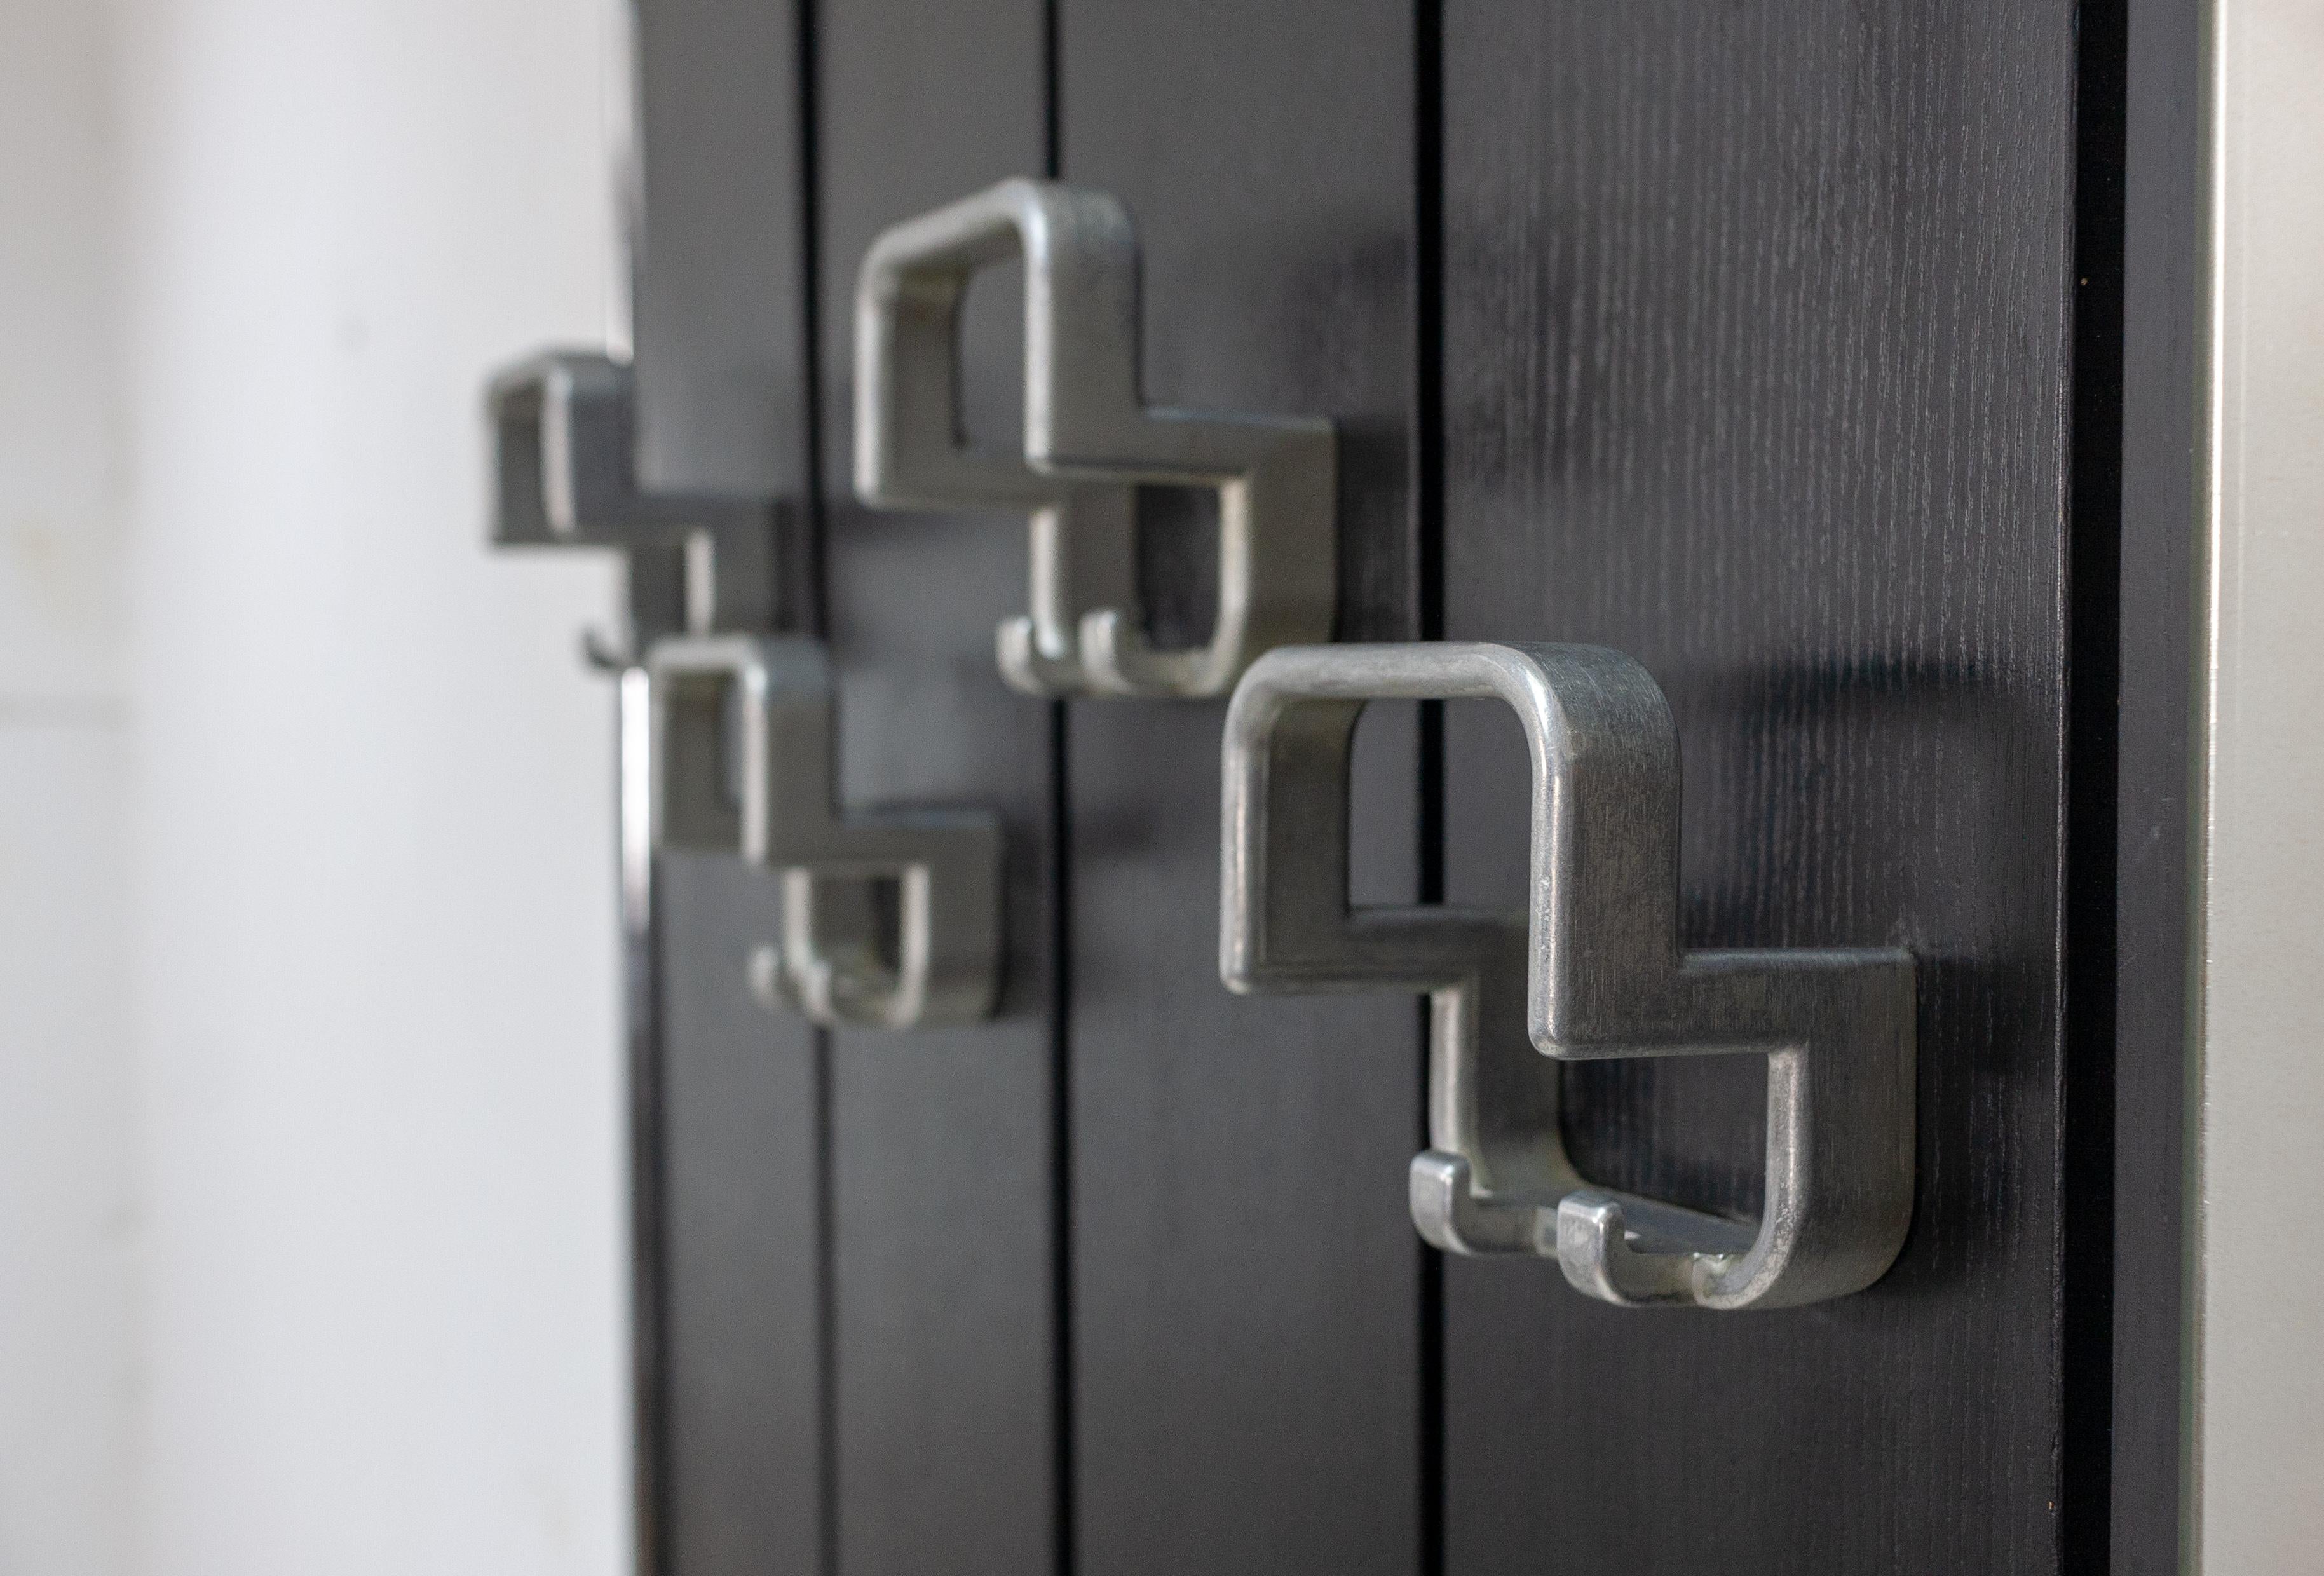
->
[2114,0,2199,1564]
[813,4,1058,1574]
[1058,4,1425,1573]
[1439,4,2081,1572]
[658,855,824,1576]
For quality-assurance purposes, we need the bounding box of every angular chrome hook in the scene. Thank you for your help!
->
[489,350,781,661]
[855,178,1336,700]
[1221,642,1915,1310]
[647,634,1002,1030]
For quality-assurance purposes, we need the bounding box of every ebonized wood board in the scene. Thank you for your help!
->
[2114,0,2200,1564]
[1058,4,1425,1572]
[1438,4,2083,1571]
[813,4,1059,1575]
[633,3,825,1571]
[658,856,826,1576]
[634,0,813,506]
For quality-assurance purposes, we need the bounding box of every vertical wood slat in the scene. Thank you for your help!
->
[813,3,1061,1573]
[634,0,815,500]
[632,1,824,1572]
[2113,0,2201,1564]
[1438,4,2083,1570]
[658,861,826,1576]
[1057,4,1426,1573]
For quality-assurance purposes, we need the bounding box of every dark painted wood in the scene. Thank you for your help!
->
[659,855,824,1576]
[1439,4,2083,1572]
[812,4,1057,1575]
[633,0,812,503]
[2114,0,2201,1565]
[1057,4,1425,1573]
[632,4,825,1572]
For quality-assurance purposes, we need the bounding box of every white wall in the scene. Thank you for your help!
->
[111,1,632,1572]
[0,4,135,1570]
[2197,1,2324,1569]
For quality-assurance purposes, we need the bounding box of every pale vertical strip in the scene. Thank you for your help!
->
[605,0,642,362]
[2194,0,2324,1568]
[0,730,132,1576]
[0,1,134,1571]
[114,0,631,1570]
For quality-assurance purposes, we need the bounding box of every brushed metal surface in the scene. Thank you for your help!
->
[855,179,1336,698]
[645,634,1002,1030]
[1223,641,1915,1309]
[489,350,780,659]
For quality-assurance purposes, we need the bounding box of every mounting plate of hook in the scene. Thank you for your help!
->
[855,178,1336,700]
[489,350,782,661]
[1220,641,1915,1310]
[646,632,1002,1030]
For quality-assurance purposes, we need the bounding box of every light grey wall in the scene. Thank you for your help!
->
[108,0,634,1570]
[2197,0,2324,1568]
[0,3,134,1570]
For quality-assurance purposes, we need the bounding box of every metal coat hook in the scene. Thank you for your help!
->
[855,177,1336,700]
[648,634,1002,1030]
[1221,642,1915,1309]
[489,350,781,661]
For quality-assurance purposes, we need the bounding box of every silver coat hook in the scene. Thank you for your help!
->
[855,178,1336,700]
[648,634,1002,1030]
[489,349,781,660]
[1220,642,1916,1310]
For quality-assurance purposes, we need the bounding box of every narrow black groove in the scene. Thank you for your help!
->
[1042,13,1078,1576]
[810,1030,838,1576]
[1413,0,1444,660]
[1042,0,1063,184]
[792,4,838,1576]
[795,0,829,647]
[1046,700,1077,1576]
[1412,4,1446,1575]
[2061,0,2127,1571]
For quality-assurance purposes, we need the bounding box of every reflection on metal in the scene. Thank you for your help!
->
[647,634,1002,1030]
[1221,642,1917,1309]
[613,667,670,1576]
[855,178,1336,700]
[489,349,780,659]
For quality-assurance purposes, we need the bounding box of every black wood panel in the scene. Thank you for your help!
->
[659,856,826,1576]
[2114,0,2201,1564]
[1439,5,2083,1572]
[632,3,825,1572]
[1058,4,1425,1573]
[634,0,812,505]
[812,4,1057,1575]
